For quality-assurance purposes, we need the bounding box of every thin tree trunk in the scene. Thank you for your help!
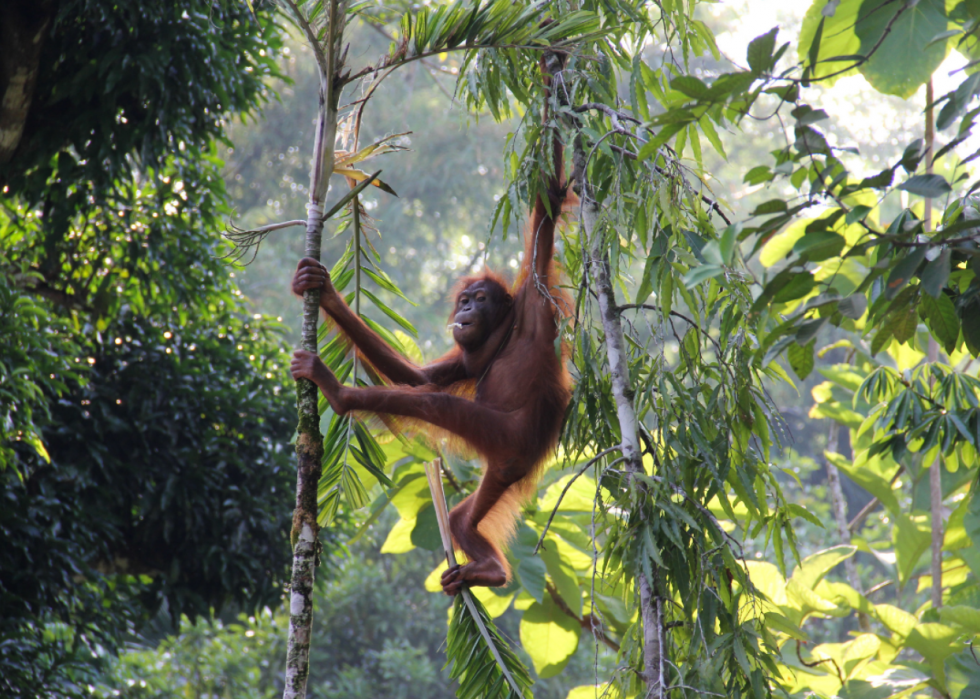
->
[923,79,944,614]
[282,2,347,697]
[928,338,943,610]
[575,134,663,699]
[0,0,53,165]
[921,78,944,699]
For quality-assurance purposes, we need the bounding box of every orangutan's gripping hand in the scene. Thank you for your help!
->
[292,257,340,310]
[291,349,349,415]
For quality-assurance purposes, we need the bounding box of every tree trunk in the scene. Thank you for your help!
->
[282,2,347,697]
[0,0,53,165]
[576,134,663,699]
[824,415,871,631]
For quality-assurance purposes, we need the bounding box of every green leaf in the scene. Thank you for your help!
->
[845,205,872,225]
[920,249,951,298]
[773,272,815,303]
[635,253,659,305]
[828,451,902,515]
[519,596,581,679]
[939,606,980,635]
[539,473,597,514]
[855,0,950,99]
[747,27,778,74]
[898,174,952,198]
[799,4,859,85]
[753,199,789,215]
[885,247,927,299]
[699,115,727,160]
[380,515,417,553]
[682,263,724,288]
[838,293,868,319]
[793,230,846,261]
[671,75,710,99]
[764,611,809,641]
[744,165,773,185]
[875,603,918,637]
[904,623,960,664]
[894,513,932,587]
[791,545,856,590]
[446,592,533,699]
[362,289,418,336]
[760,218,808,267]
[793,105,830,126]
[540,548,582,618]
[410,503,442,551]
[389,475,431,520]
[920,292,960,354]
[518,556,546,603]
[787,339,815,380]
[720,224,740,266]
[890,306,919,344]
[962,299,980,357]
[901,139,926,173]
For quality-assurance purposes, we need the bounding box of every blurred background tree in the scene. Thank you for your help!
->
[7,0,980,698]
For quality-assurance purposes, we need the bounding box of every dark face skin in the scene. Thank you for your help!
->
[451,280,507,349]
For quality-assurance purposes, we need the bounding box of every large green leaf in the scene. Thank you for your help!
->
[826,451,902,515]
[760,218,810,267]
[410,503,442,551]
[920,292,961,354]
[390,474,431,519]
[874,603,917,636]
[380,515,417,554]
[905,623,960,689]
[791,545,857,589]
[538,473,597,514]
[540,547,583,618]
[799,1,863,85]
[939,605,980,635]
[855,0,951,99]
[893,513,932,587]
[519,595,581,679]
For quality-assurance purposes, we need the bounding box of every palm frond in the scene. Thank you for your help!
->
[425,461,534,699]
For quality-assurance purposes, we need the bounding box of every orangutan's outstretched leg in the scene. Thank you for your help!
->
[441,462,526,595]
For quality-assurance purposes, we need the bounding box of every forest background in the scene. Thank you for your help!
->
[4,0,980,698]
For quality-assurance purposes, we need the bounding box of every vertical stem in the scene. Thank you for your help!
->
[575,135,661,699]
[353,197,361,318]
[283,2,348,698]
[924,80,935,234]
[352,195,361,387]
[924,79,943,614]
[928,340,943,611]
[924,79,943,699]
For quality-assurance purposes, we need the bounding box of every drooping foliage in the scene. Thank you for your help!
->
[267,2,797,698]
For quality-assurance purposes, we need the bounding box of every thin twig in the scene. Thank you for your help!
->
[846,464,904,533]
[796,640,844,684]
[532,448,625,555]
[545,580,620,652]
[617,303,723,355]
[571,103,732,225]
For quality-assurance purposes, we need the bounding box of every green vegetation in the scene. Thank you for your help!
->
[4,1,980,698]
